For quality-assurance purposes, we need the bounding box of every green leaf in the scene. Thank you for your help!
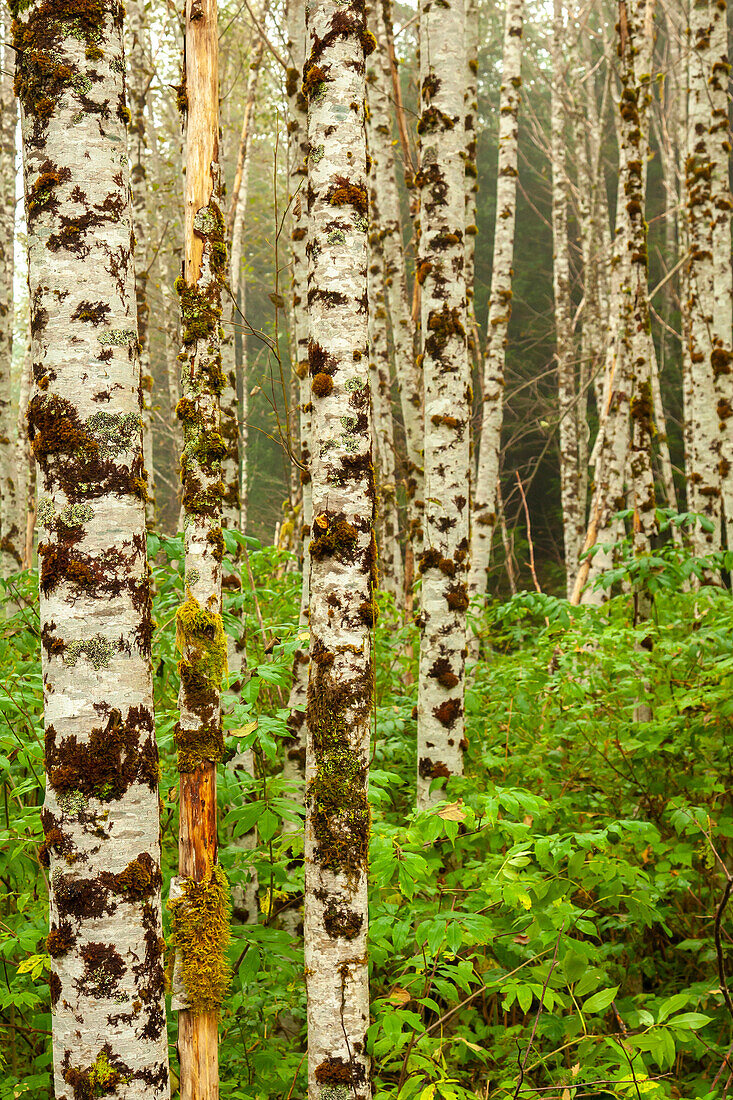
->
[666,1012,712,1030]
[582,986,618,1014]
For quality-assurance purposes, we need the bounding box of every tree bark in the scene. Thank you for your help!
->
[128,0,156,530]
[469,0,523,599]
[0,16,17,577]
[284,0,311,794]
[552,0,583,596]
[303,1,373,1093]
[686,0,722,552]
[368,0,424,563]
[172,2,230,1096]
[14,0,170,1094]
[416,0,470,809]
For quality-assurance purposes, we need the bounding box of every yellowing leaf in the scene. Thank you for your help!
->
[388,986,410,1005]
[438,801,466,822]
[229,721,259,738]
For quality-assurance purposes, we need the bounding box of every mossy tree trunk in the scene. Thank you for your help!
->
[469,0,523,602]
[172,0,230,1096]
[13,0,170,1095]
[284,0,311,795]
[416,0,470,810]
[128,0,156,530]
[303,0,373,1094]
[0,18,17,578]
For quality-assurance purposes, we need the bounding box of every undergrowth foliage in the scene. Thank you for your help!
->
[0,529,732,1098]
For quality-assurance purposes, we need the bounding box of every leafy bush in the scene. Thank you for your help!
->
[0,535,731,1098]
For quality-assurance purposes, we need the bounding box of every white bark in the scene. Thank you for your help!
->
[0,17,17,577]
[284,0,311,792]
[552,0,583,596]
[416,0,470,809]
[368,0,423,553]
[16,1,169,1093]
[686,0,722,552]
[469,0,523,599]
[128,0,156,530]
[303,3,372,1095]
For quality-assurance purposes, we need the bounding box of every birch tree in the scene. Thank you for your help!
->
[685,0,722,553]
[469,0,523,600]
[284,0,310,788]
[416,0,470,808]
[14,0,169,1093]
[0,20,17,577]
[303,0,373,1093]
[128,0,156,529]
[170,0,231,1094]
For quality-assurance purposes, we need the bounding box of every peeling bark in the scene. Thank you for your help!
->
[13,0,169,1094]
[303,0,373,1093]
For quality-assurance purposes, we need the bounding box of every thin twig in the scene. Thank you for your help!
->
[512,924,565,1100]
[515,472,543,596]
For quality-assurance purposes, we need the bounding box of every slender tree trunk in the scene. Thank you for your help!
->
[551,0,582,596]
[686,0,722,552]
[416,0,470,809]
[128,0,156,529]
[708,0,733,545]
[14,1,170,1094]
[469,0,523,599]
[284,0,310,791]
[171,2,230,1096]
[368,200,403,600]
[464,0,480,366]
[303,2,372,1093]
[368,0,424,563]
[0,18,16,577]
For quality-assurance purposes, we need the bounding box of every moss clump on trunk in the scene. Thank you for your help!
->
[168,863,231,1014]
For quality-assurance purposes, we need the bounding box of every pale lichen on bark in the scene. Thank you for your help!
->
[416,0,470,809]
[13,0,169,1094]
[303,0,373,1094]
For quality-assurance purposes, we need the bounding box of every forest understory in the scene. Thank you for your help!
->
[1,528,732,1099]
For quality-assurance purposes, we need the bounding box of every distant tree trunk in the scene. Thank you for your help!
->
[368,0,423,572]
[172,1,230,1096]
[303,1,372,1093]
[551,0,582,596]
[284,0,310,791]
[14,0,170,1094]
[0,19,16,577]
[469,0,523,600]
[368,202,403,600]
[708,0,733,546]
[686,0,721,553]
[416,0,470,809]
[574,0,657,604]
[128,0,156,529]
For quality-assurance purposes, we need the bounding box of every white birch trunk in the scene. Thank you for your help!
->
[464,0,479,364]
[127,0,156,530]
[303,3,372,1094]
[284,0,311,791]
[686,0,722,552]
[368,0,424,557]
[469,0,523,599]
[0,17,17,577]
[416,0,470,809]
[15,0,170,1093]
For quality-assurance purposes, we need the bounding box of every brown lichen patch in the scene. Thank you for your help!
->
[322,898,364,940]
[315,1056,366,1086]
[47,922,75,958]
[100,852,161,903]
[418,758,451,780]
[310,513,358,560]
[76,942,126,998]
[425,305,465,355]
[328,176,368,216]
[433,698,462,729]
[312,372,334,397]
[45,706,158,803]
[429,657,459,690]
[446,583,469,611]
